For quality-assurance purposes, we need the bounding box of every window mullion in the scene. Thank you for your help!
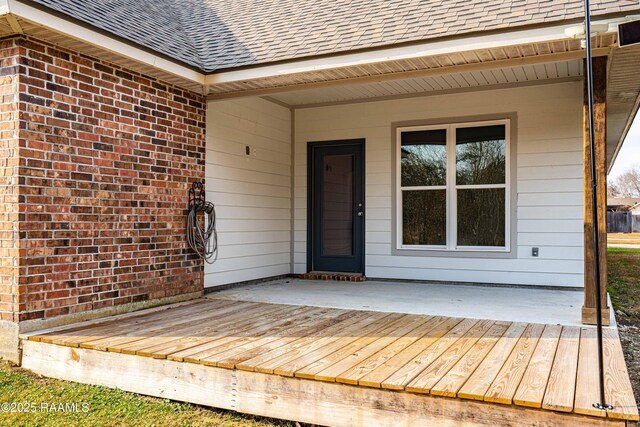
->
[447,124,457,250]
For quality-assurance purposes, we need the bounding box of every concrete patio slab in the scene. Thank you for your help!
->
[207,278,615,328]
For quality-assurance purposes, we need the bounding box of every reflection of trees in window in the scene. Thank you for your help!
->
[456,140,505,185]
[401,129,446,187]
[398,122,508,249]
[457,189,505,247]
[455,125,506,247]
[401,145,447,187]
[403,190,446,245]
[456,125,506,185]
[400,129,447,246]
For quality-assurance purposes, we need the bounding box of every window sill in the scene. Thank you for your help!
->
[392,246,515,259]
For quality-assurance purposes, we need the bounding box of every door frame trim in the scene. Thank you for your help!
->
[306,138,366,274]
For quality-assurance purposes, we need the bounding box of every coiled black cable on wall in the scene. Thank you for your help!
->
[187,180,218,264]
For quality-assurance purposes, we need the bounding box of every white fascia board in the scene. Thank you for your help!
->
[205,18,624,85]
[5,0,206,85]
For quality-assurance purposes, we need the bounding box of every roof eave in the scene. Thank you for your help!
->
[4,0,206,85]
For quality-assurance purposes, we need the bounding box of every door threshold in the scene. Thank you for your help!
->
[300,272,366,282]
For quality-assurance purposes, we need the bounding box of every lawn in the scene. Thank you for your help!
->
[608,247,640,316]
[0,361,289,427]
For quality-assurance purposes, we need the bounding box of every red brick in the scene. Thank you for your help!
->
[0,35,205,324]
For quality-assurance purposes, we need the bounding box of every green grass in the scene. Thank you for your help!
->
[608,247,640,316]
[607,247,640,254]
[0,362,289,427]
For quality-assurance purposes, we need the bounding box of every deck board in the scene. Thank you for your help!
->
[23,298,639,423]
[111,303,301,354]
[292,314,407,381]
[381,317,478,390]
[575,327,608,418]
[542,326,581,412]
[431,321,509,397]
[512,324,562,408]
[457,322,528,401]
[267,313,396,377]
[335,315,443,386]
[603,328,640,420]
[484,322,546,404]
[405,319,495,394]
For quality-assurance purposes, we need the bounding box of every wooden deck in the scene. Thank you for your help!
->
[20,298,639,426]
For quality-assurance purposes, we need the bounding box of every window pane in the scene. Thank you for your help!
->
[456,125,506,185]
[401,129,447,187]
[322,154,353,256]
[402,190,446,246]
[457,188,505,247]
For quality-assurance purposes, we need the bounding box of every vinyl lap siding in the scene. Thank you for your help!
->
[205,98,291,288]
[294,82,584,287]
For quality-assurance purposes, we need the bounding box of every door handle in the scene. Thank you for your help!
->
[357,211,363,217]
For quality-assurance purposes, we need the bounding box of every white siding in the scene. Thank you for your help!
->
[294,82,584,287]
[205,98,292,288]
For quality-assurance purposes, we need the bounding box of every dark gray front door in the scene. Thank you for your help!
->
[308,139,365,274]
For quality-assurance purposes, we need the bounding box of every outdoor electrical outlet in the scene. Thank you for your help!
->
[532,247,539,257]
[245,145,251,155]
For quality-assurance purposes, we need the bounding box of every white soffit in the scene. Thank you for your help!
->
[267,59,584,107]
[206,34,616,98]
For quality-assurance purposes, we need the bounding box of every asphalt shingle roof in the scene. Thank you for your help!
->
[28,0,640,72]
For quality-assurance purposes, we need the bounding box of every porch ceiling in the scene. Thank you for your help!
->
[206,33,617,98]
[264,59,584,108]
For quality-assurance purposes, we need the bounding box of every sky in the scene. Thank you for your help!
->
[609,111,640,179]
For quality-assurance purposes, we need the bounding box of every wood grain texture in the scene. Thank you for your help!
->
[22,299,639,422]
[322,315,431,384]
[602,328,640,421]
[21,340,625,427]
[356,316,457,388]
[335,315,443,386]
[483,322,545,404]
[542,326,580,412]
[381,318,479,390]
[431,321,509,398]
[405,319,495,394]
[574,327,608,418]
[240,311,392,374]
[582,55,609,325]
[513,324,562,408]
[165,303,308,362]
[457,322,527,401]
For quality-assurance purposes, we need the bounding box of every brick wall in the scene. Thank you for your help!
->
[1,35,206,323]
[0,39,21,323]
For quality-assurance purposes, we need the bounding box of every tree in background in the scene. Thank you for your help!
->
[608,166,640,198]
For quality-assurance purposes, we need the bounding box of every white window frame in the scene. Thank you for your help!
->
[395,119,511,252]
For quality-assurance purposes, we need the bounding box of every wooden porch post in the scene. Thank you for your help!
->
[581,56,609,326]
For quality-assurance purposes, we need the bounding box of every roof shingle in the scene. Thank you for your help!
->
[28,0,640,72]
